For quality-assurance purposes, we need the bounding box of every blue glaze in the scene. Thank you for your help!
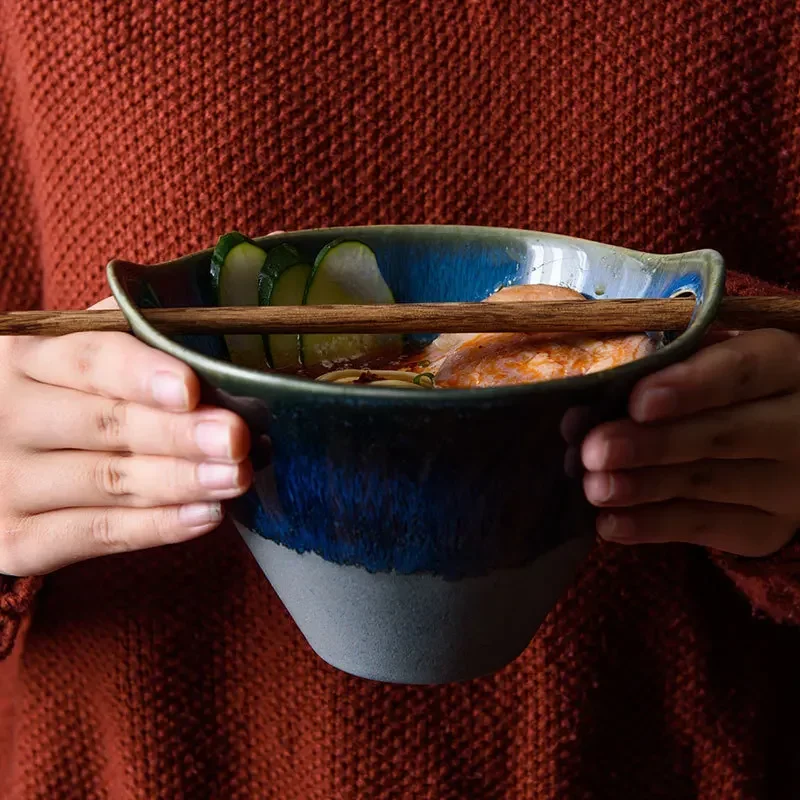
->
[229,400,592,577]
[111,226,724,579]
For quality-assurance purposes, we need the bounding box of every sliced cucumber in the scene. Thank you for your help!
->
[258,244,312,370]
[301,239,402,370]
[210,232,268,370]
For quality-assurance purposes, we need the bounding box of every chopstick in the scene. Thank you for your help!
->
[1,297,799,336]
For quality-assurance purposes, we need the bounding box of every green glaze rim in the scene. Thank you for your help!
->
[107,225,725,407]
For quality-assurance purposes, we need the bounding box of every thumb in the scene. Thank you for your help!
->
[88,296,119,311]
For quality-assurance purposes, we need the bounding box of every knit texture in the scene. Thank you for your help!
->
[2,0,800,797]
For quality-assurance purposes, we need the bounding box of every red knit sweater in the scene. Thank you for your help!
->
[2,1,800,797]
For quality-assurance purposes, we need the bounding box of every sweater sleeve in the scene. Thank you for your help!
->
[0,39,44,660]
[707,270,800,623]
[0,576,42,659]
[712,543,800,625]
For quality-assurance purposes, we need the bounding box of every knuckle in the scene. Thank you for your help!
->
[166,413,192,454]
[708,429,737,453]
[705,413,737,454]
[167,460,192,495]
[95,400,129,446]
[71,334,102,387]
[89,509,119,550]
[70,332,133,394]
[147,507,180,542]
[94,455,131,498]
[726,347,759,392]
[643,428,670,464]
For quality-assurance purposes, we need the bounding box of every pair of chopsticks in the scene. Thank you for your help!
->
[1,297,799,336]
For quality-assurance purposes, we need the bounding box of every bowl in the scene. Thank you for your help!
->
[108,225,724,684]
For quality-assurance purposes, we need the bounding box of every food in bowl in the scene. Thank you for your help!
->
[109,224,724,684]
[209,232,657,389]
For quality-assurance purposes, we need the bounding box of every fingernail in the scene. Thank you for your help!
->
[194,421,233,459]
[197,462,239,490]
[585,473,614,504]
[583,436,635,471]
[151,372,189,410]
[597,513,635,541]
[179,502,223,528]
[633,387,678,421]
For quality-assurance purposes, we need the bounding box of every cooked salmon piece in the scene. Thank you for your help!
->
[421,285,656,389]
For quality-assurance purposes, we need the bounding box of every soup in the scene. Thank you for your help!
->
[314,284,656,390]
[210,233,656,389]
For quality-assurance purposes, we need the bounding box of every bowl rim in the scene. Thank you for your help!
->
[108,224,725,405]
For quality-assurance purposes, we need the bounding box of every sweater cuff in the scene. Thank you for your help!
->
[710,272,800,621]
[0,575,41,659]
[711,535,800,625]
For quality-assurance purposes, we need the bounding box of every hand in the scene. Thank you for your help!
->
[579,329,800,557]
[0,298,252,576]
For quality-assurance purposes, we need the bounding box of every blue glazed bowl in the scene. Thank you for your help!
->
[109,225,724,684]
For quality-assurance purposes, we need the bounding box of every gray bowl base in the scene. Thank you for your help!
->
[236,524,593,685]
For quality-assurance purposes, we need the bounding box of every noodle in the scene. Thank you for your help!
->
[309,287,654,390]
[315,369,436,389]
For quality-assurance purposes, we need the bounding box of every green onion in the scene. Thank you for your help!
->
[413,372,435,387]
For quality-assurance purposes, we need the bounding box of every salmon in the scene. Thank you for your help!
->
[420,285,656,389]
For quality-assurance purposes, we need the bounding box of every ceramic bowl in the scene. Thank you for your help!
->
[108,225,724,684]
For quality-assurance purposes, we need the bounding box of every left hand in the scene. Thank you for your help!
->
[579,329,800,557]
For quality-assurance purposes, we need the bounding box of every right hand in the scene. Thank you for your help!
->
[0,301,252,577]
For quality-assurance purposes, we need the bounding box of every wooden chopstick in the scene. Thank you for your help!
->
[1,297,799,337]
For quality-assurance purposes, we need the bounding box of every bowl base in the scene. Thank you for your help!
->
[236,524,592,685]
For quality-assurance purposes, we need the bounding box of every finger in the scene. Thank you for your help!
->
[699,329,742,347]
[563,445,583,479]
[1,503,225,576]
[560,406,592,445]
[14,384,250,461]
[582,394,799,470]
[6,452,253,513]
[88,296,119,310]
[630,329,800,423]
[584,459,799,517]
[594,500,795,558]
[17,331,200,411]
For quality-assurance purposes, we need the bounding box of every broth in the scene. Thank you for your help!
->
[276,285,657,390]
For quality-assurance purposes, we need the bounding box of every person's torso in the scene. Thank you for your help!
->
[3,1,800,797]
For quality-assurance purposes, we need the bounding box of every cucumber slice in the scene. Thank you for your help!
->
[301,240,402,370]
[258,244,312,370]
[210,232,268,370]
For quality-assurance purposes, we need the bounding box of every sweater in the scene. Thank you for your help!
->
[2,1,800,797]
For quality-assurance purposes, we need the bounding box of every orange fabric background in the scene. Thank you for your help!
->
[1,1,800,797]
